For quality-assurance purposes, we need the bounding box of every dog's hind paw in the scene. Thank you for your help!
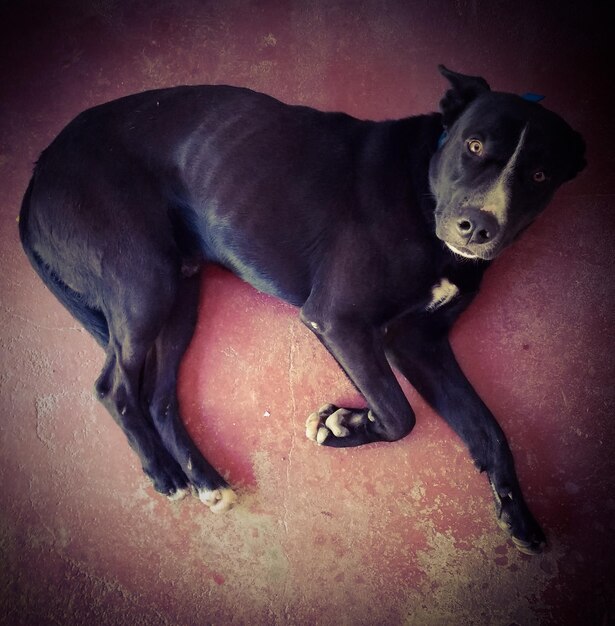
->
[198,487,238,513]
[305,404,373,444]
[167,486,191,501]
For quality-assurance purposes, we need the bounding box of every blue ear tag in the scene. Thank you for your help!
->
[437,130,449,149]
[521,92,545,103]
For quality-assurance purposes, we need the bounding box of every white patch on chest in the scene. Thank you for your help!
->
[426,278,459,312]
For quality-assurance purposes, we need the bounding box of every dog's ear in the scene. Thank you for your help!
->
[438,65,491,127]
[563,129,586,181]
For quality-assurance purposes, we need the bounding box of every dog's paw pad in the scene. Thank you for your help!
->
[198,487,238,513]
[305,404,370,444]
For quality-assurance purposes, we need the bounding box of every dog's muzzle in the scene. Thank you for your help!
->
[435,206,502,260]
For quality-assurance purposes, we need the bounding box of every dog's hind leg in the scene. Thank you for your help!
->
[142,272,237,512]
[94,272,193,500]
[22,162,231,506]
[95,347,190,499]
[95,262,234,510]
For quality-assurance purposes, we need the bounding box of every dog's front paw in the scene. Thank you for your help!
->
[490,480,546,555]
[305,404,374,444]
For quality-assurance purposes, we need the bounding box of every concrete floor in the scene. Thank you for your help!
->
[1,1,613,624]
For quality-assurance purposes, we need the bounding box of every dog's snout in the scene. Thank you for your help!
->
[455,209,500,245]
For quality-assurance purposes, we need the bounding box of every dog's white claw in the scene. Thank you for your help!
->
[198,487,238,513]
[167,486,191,501]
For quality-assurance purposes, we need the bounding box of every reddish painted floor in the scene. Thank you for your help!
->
[1,1,613,624]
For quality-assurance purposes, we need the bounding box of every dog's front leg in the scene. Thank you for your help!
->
[385,322,546,554]
[300,309,416,448]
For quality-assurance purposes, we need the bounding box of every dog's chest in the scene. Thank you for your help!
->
[425,277,459,312]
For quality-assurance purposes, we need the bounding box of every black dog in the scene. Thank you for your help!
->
[19,66,585,554]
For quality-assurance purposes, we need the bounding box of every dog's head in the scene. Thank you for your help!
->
[429,65,586,261]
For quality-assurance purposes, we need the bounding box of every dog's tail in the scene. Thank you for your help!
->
[19,176,110,347]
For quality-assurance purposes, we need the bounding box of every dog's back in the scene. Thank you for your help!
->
[23,85,377,307]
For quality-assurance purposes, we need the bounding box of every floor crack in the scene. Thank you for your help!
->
[281,319,298,614]
[283,320,298,533]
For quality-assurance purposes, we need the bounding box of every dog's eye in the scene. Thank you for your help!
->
[532,171,547,183]
[467,139,483,156]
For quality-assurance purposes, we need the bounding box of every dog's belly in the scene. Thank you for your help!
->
[216,250,311,306]
[201,220,313,306]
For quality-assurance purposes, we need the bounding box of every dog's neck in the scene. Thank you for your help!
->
[395,112,444,228]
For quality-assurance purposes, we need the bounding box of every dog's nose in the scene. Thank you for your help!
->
[455,208,500,245]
